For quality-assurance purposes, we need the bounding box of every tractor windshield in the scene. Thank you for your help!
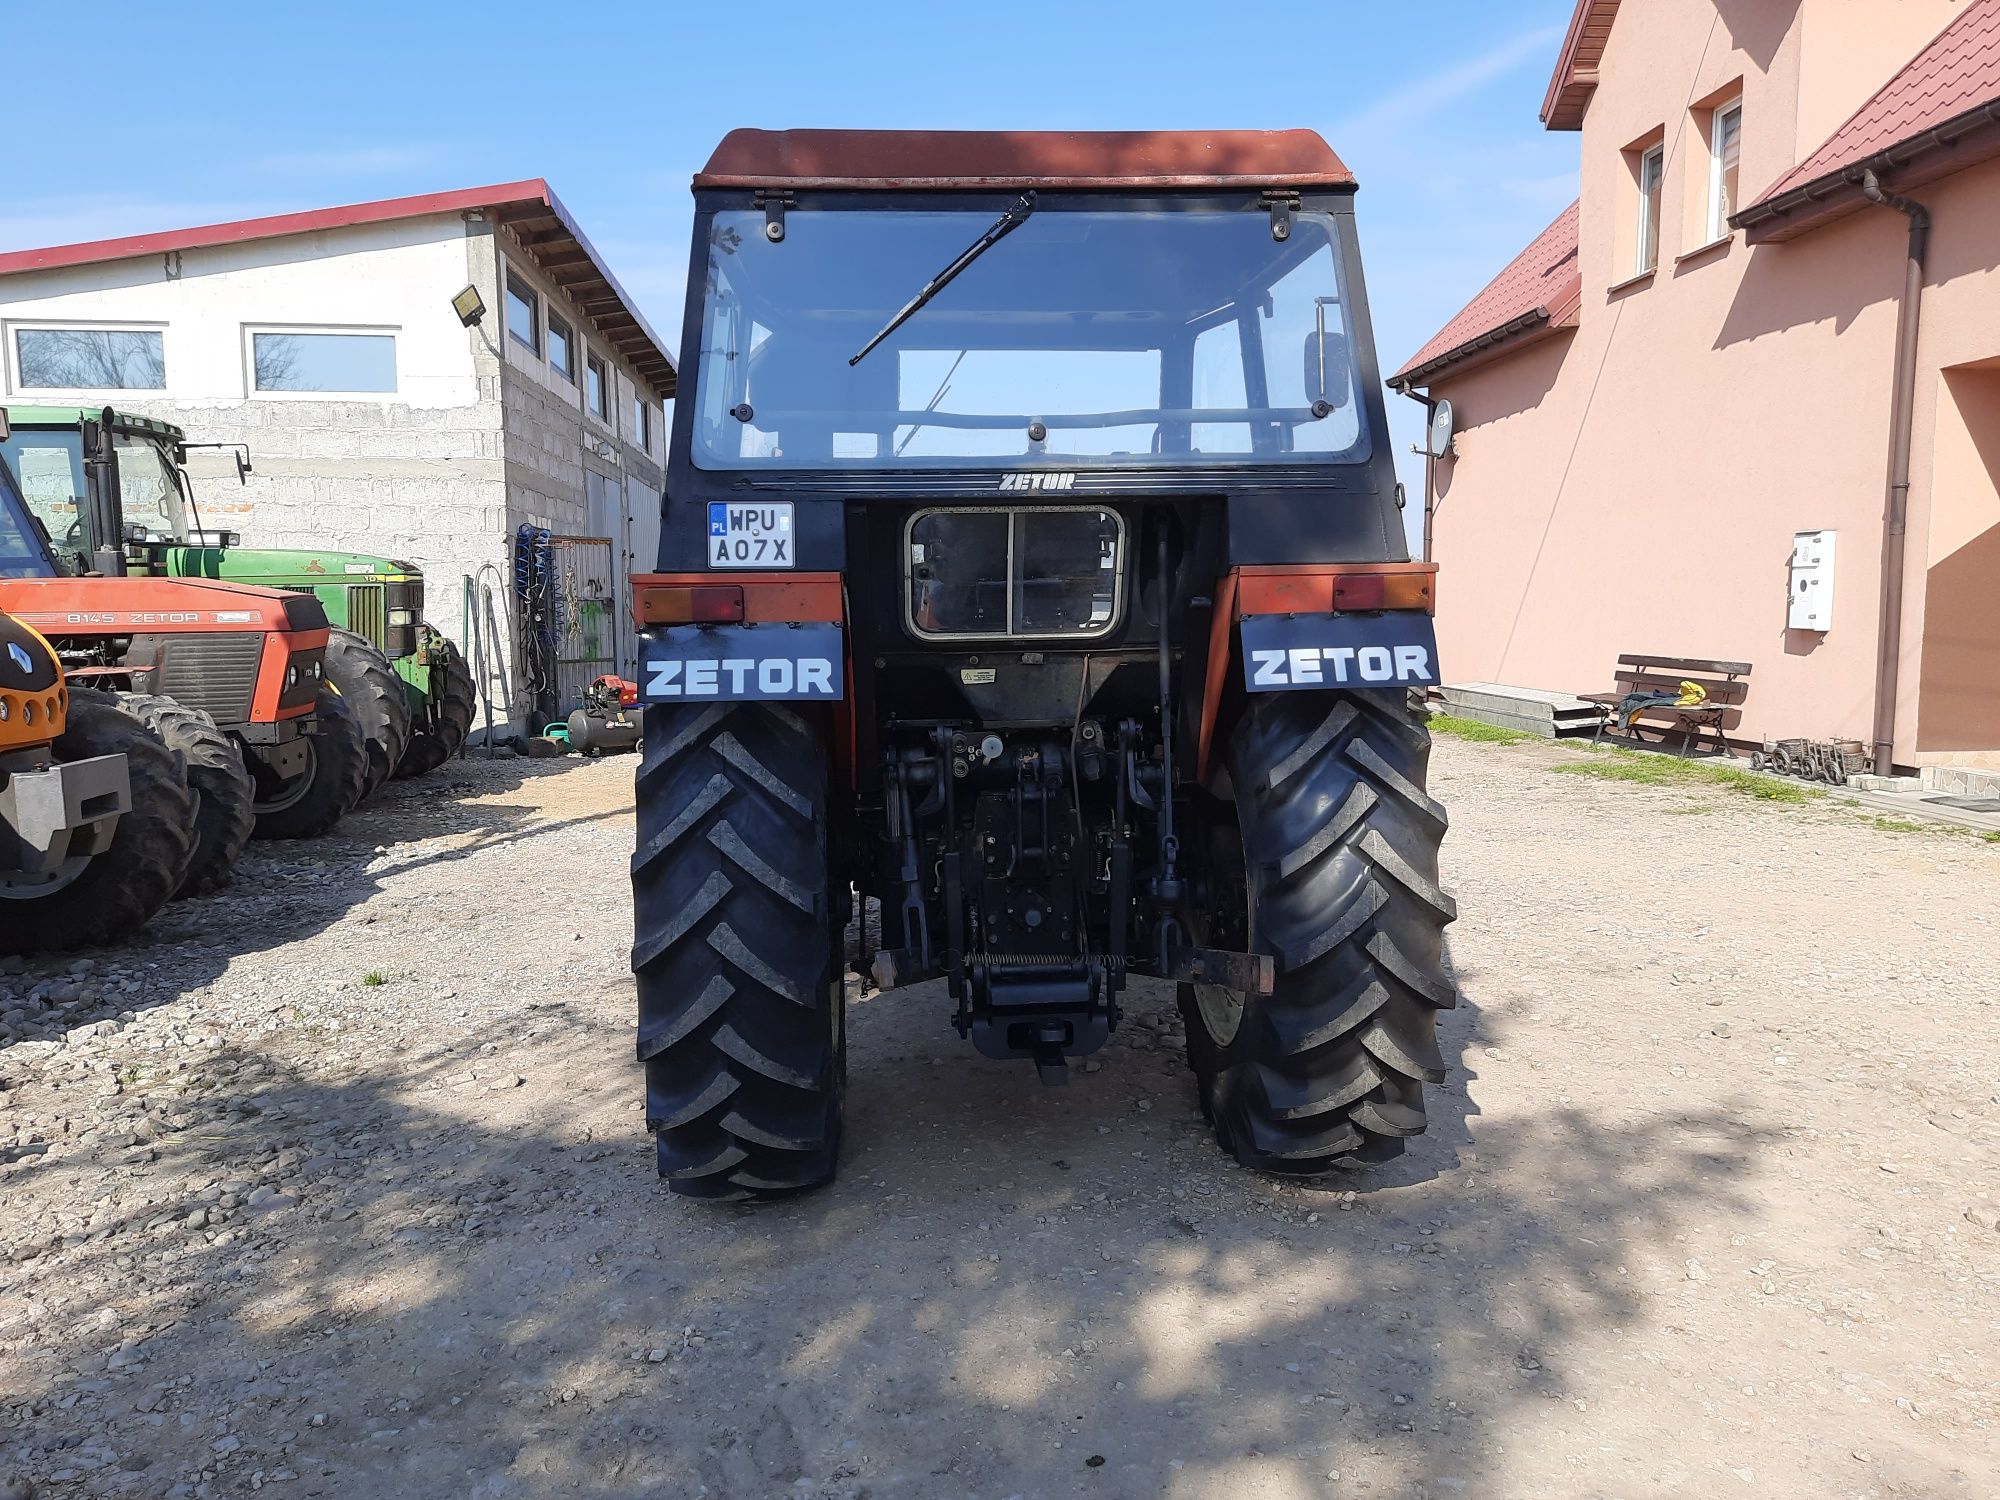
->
[691,206,1370,471]
[0,426,188,570]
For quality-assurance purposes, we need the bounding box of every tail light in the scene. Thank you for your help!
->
[638,584,745,625]
[1238,565,1437,617]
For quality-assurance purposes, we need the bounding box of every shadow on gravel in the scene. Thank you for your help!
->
[2,940,1783,1500]
[0,757,632,1056]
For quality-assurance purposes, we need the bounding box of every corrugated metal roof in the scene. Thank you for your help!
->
[0,182,676,400]
[1389,201,1582,388]
[1738,0,2000,240]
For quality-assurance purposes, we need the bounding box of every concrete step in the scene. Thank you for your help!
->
[1439,682,1605,739]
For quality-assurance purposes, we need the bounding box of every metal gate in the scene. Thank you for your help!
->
[549,535,617,718]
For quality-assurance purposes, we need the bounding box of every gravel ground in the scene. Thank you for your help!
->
[1,737,1996,1500]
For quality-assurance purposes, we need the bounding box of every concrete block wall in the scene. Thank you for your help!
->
[109,389,514,727]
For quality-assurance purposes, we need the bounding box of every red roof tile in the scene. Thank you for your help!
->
[1390,201,1582,387]
[1740,0,2000,238]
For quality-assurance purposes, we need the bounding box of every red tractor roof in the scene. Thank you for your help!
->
[693,129,1356,192]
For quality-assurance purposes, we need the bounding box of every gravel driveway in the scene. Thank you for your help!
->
[2,737,1995,1499]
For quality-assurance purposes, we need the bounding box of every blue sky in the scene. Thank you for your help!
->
[2,0,1580,540]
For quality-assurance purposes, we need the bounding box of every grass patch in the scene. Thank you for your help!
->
[1983,830,2000,844]
[1551,747,1819,804]
[1870,815,1930,834]
[1427,713,1537,746]
[360,971,388,988]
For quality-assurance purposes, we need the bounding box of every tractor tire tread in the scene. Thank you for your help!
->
[325,629,412,802]
[106,692,254,897]
[0,691,195,953]
[631,701,842,1200]
[1181,689,1456,1176]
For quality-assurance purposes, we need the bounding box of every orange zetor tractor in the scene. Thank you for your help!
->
[0,419,362,892]
[629,130,1456,1200]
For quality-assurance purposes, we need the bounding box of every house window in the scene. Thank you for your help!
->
[505,271,539,353]
[14,327,165,389]
[251,331,397,393]
[1636,144,1665,274]
[548,313,575,382]
[586,351,609,419]
[632,396,653,452]
[1707,100,1743,241]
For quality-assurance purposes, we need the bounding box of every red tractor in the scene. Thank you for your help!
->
[0,418,361,894]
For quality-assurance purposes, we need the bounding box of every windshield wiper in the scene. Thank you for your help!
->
[849,192,1036,366]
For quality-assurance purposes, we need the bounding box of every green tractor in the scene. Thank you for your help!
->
[1,406,475,791]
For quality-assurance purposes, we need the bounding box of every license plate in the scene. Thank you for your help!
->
[640,623,844,702]
[707,502,795,568]
[1240,613,1441,692]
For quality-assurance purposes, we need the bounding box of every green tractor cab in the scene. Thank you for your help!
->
[1,405,474,780]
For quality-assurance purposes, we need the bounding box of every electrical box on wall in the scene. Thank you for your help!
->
[1789,530,1837,630]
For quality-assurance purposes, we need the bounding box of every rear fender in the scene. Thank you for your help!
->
[1196,562,1440,783]
[631,571,854,784]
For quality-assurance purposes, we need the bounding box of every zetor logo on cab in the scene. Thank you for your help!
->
[996,472,1076,492]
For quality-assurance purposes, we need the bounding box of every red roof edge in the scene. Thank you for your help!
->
[0,179,676,400]
[1390,201,1582,390]
[1734,0,2000,244]
[0,180,551,278]
[1541,0,1622,131]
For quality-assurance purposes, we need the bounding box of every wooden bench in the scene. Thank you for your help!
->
[1581,655,1752,757]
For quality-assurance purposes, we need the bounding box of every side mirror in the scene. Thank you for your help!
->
[234,450,252,484]
[1302,319,1351,418]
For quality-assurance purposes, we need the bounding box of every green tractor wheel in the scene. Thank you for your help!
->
[395,624,476,779]
[324,629,412,802]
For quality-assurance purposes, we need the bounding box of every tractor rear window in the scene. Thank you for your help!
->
[692,207,1369,472]
[906,507,1122,640]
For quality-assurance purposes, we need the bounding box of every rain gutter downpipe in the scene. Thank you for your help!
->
[1393,384,1439,563]
[1858,169,1929,777]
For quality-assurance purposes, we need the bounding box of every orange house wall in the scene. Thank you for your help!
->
[1422,1,2000,761]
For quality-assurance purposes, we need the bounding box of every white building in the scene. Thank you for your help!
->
[0,180,677,731]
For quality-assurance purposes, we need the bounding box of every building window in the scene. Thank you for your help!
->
[548,313,575,382]
[586,351,610,419]
[14,327,165,390]
[505,270,540,354]
[1636,143,1665,274]
[632,396,654,452]
[251,330,397,393]
[1707,100,1743,241]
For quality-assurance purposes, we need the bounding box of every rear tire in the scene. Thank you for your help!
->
[251,684,367,840]
[394,627,475,778]
[324,629,411,802]
[108,692,255,897]
[1180,690,1457,1175]
[0,691,195,953]
[631,702,844,1200]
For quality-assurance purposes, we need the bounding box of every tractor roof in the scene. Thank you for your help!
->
[693,129,1356,192]
[3,405,184,443]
